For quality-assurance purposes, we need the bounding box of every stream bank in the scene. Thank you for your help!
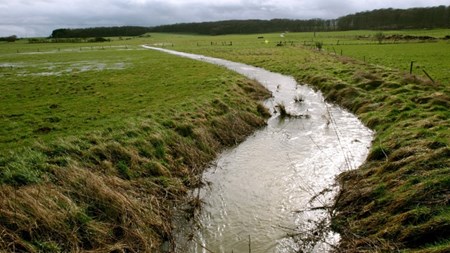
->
[171,45,450,252]
[143,46,373,252]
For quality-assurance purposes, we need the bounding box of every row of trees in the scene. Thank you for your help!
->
[0,35,18,42]
[51,26,152,38]
[148,19,338,35]
[337,5,450,30]
[28,37,111,44]
[151,6,449,35]
[50,6,449,38]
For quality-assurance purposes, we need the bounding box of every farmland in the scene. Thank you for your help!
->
[146,29,450,84]
[1,29,449,252]
[0,39,270,251]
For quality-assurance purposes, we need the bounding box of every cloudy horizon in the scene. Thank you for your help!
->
[1,0,448,37]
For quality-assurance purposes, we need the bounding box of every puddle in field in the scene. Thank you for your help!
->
[156,46,375,252]
[1,61,129,77]
[16,45,132,55]
[0,45,135,77]
[0,63,21,68]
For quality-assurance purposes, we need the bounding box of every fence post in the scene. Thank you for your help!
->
[422,69,435,83]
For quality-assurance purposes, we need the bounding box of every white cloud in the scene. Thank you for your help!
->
[0,0,448,37]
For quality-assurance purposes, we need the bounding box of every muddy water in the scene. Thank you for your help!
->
[142,46,373,253]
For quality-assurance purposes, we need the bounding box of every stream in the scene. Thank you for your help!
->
[142,46,373,253]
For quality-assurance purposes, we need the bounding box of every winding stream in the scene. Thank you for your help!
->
[142,46,373,253]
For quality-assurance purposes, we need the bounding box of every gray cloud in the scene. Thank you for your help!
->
[0,0,448,37]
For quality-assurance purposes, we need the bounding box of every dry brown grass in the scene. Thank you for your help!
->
[0,166,170,252]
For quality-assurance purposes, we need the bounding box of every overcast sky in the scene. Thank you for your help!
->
[0,0,448,37]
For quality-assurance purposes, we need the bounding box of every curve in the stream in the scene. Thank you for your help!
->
[142,45,373,253]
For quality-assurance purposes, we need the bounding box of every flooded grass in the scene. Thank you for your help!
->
[0,40,270,252]
[0,46,263,149]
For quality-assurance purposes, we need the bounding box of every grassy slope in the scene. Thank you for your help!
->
[158,31,450,252]
[0,42,270,251]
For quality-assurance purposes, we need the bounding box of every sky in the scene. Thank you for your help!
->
[0,0,448,37]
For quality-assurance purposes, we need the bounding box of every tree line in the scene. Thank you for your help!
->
[337,5,449,30]
[50,6,449,38]
[148,19,337,35]
[0,35,18,42]
[50,26,152,38]
[150,6,449,34]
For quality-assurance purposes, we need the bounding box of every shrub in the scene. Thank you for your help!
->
[315,41,323,51]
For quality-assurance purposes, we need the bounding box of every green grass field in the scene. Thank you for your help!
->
[331,42,450,84]
[0,29,449,252]
[144,29,450,84]
[0,39,270,252]
[0,46,251,149]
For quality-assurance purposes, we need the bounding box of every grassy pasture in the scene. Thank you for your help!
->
[0,39,272,150]
[144,29,450,84]
[1,46,245,149]
[0,39,270,251]
[0,29,449,252]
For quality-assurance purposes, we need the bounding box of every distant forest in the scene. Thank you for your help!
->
[51,26,152,38]
[51,6,449,38]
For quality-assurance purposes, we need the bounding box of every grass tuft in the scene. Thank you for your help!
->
[275,103,290,118]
